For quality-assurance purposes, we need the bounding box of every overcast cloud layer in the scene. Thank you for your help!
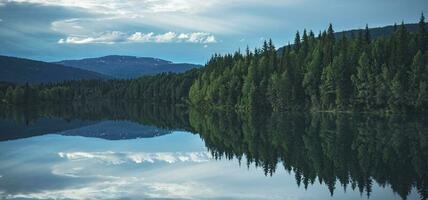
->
[0,0,427,63]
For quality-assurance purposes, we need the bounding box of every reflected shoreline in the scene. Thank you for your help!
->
[0,102,427,200]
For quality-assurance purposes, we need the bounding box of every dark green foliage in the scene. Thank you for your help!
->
[187,14,428,113]
[0,69,199,105]
[188,108,428,200]
[1,15,427,113]
[1,101,427,199]
[0,102,191,141]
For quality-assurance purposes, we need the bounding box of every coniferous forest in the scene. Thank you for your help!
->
[0,13,428,200]
[2,1,428,200]
[1,14,428,113]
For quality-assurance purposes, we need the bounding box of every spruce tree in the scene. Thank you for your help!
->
[408,51,425,108]
[320,63,336,110]
[417,12,426,52]
[294,31,301,51]
[303,47,323,109]
[352,52,371,110]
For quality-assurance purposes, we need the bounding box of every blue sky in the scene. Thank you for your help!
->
[0,131,413,199]
[0,0,427,64]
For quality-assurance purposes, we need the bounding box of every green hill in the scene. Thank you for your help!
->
[0,55,110,84]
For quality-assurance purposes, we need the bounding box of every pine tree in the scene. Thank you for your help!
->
[294,31,301,51]
[413,52,428,110]
[303,47,323,109]
[417,12,426,52]
[408,51,425,108]
[241,61,257,110]
[375,64,392,108]
[279,69,293,110]
[320,63,336,110]
[267,72,281,111]
[301,29,309,57]
[364,24,371,45]
[352,52,371,110]
[334,53,348,109]
[323,24,335,66]
[390,72,406,112]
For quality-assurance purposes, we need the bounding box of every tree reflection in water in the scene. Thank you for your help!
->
[1,102,427,200]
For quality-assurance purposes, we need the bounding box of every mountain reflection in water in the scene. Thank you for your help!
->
[0,102,426,200]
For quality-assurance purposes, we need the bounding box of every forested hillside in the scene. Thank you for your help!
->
[55,55,201,79]
[1,14,427,113]
[0,55,109,84]
[189,15,428,113]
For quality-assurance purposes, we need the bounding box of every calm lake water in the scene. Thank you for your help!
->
[0,103,426,200]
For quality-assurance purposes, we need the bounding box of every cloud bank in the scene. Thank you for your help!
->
[58,151,211,164]
[58,31,217,44]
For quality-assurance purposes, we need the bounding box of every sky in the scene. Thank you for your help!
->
[0,0,427,64]
[0,131,415,200]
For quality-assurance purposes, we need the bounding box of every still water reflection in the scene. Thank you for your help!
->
[0,103,426,200]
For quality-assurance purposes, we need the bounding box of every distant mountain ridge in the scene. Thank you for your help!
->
[0,55,109,84]
[54,55,201,79]
[334,23,428,39]
[61,120,172,140]
[0,118,173,141]
[278,23,428,53]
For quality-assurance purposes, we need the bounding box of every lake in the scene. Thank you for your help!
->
[0,102,426,200]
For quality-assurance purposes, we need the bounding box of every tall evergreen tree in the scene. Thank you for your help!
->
[352,52,371,110]
[303,47,323,109]
[417,12,426,52]
[294,31,301,51]
[320,63,336,110]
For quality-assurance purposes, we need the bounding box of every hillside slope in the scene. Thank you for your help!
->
[0,55,109,84]
[55,55,201,79]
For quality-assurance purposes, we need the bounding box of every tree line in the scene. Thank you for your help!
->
[0,69,198,105]
[1,14,427,113]
[2,101,427,200]
[189,108,428,200]
[189,14,428,113]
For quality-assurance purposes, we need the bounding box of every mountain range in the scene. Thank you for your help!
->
[278,23,427,53]
[0,118,172,141]
[61,120,172,140]
[1,23,425,84]
[0,55,109,84]
[54,55,202,79]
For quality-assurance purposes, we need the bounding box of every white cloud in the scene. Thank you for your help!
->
[6,0,220,15]
[59,31,217,44]
[154,31,177,43]
[4,179,214,200]
[8,0,291,34]
[127,32,154,42]
[58,31,128,44]
[58,151,211,164]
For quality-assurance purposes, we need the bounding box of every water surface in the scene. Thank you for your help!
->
[0,103,426,200]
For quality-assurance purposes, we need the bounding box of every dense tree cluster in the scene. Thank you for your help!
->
[189,108,428,200]
[190,14,428,112]
[0,101,191,138]
[1,95,427,199]
[1,15,427,113]
[0,80,129,104]
[4,101,426,199]
[0,70,198,105]
[126,69,199,103]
